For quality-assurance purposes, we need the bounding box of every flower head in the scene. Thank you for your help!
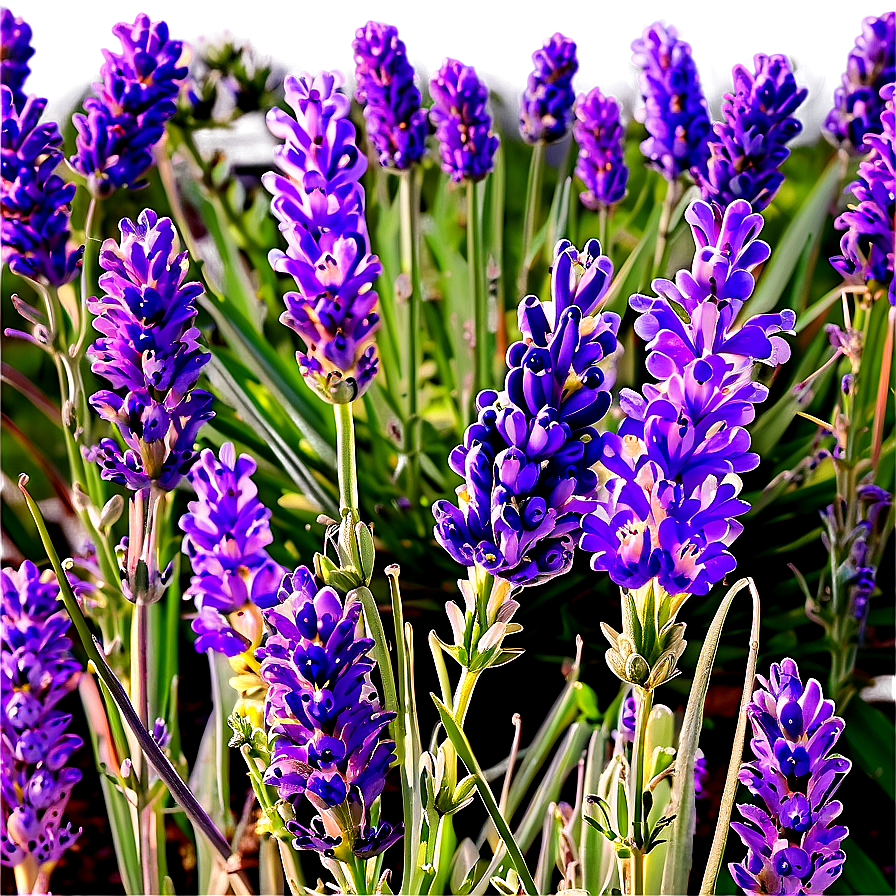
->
[70,15,188,196]
[1,562,82,872]
[352,22,428,170]
[631,22,712,181]
[520,33,578,145]
[430,58,499,183]
[264,71,381,403]
[258,567,401,860]
[573,87,629,210]
[181,444,286,656]
[729,659,849,895]
[0,8,34,111]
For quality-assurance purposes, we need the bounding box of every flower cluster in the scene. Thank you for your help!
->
[70,15,187,197]
[698,54,807,212]
[582,200,794,595]
[1,562,82,872]
[264,71,381,403]
[1,88,81,287]
[823,12,895,153]
[830,83,894,304]
[519,33,578,145]
[730,659,849,895]
[430,58,499,183]
[86,209,213,491]
[258,567,401,859]
[181,444,286,656]
[573,87,629,210]
[434,239,619,586]
[631,22,712,182]
[0,8,33,111]
[352,21,428,170]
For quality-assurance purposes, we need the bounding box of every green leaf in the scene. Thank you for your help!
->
[840,836,893,895]
[843,697,895,800]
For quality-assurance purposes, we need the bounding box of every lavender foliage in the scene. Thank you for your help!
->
[434,239,619,586]
[258,567,401,859]
[0,562,82,870]
[0,8,33,111]
[582,200,795,595]
[430,58,499,183]
[573,87,629,210]
[264,71,381,403]
[352,22,427,170]
[631,22,712,181]
[86,209,213,491]
[70,15,187,197]
[730,659,849,895]
[181,443,286,656]
[698,54,807,212]
[520,33,578,145]
[823,13,895,153]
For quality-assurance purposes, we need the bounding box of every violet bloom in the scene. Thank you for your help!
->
[70,15,187,197]
[0,562,82,872]
[823,13,895,153]
[831,84,895,305]
[698,54,807,212]
[264,71,381,403]
[257,566,401,859]
[582,200,795,595]
[574,87,629,210]
[730,659,849,895]
[181,443,286,656]
[434,239,619,586]
[520,33,578,145]
[1,88,81,287]
[631,22,712,182]
[352,22,428,170]
[0,8,33,111]
[430,58,499,183]
[86,209,213,491]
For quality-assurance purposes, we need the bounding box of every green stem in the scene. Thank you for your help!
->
[335,401,359,518]
[652,180,682,278]
[598,206,609,255]
[467,179,488,407]
[629,686,653,895]
[518,141,546,299]
[453,667,480,727]
[73,197,101,359]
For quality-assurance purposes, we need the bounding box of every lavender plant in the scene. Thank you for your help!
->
[519,33,578,146]
[0,8,33,111]
[573,88,629,215]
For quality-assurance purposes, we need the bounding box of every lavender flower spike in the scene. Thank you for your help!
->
[70,15,187,196]
[430,58,499,183]
[520,33,578,145]
[258,566,402,859]
[264,71,381,403]
[0,8,34,111]
[730,658,850,895]
[1,88,81,286]
[353,22,428,170]
[823,12,895,153]
[1,562,82,875]
[574,87,629,210]
[698,54,807,212]
[181,443,286,656]
[631,22,712,182]
[86,209,214,491]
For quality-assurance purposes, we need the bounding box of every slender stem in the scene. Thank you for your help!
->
[598,206,609,255]
[134,600,150,730]
[629,685,653,896]
[467,180,488,408]
[518,141,546,300]
[14,856,38,895]
[74,197,101,359]
[335,401,359,518]
[452,667,480,727]
[652,179,682,277]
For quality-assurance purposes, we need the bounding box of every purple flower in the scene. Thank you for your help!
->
[352,22,428,170]
[85,209,213,491]
[430,58,499,183]
[830,84,894,304]
[698,54,807,212]
[631,22,712,182]
[258,567,401,860]
[583,200,794,595]
[520,33,578,145]
[264,71,381,403]
[823,13,895,153]
[573,87,629,210]
[434,239,619,586]
[729,659,849,895]
[181,443,286,656]
[1,89,81,287]
[70,15,187,196]
[1,562,82,872]
[0,8,33,111]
